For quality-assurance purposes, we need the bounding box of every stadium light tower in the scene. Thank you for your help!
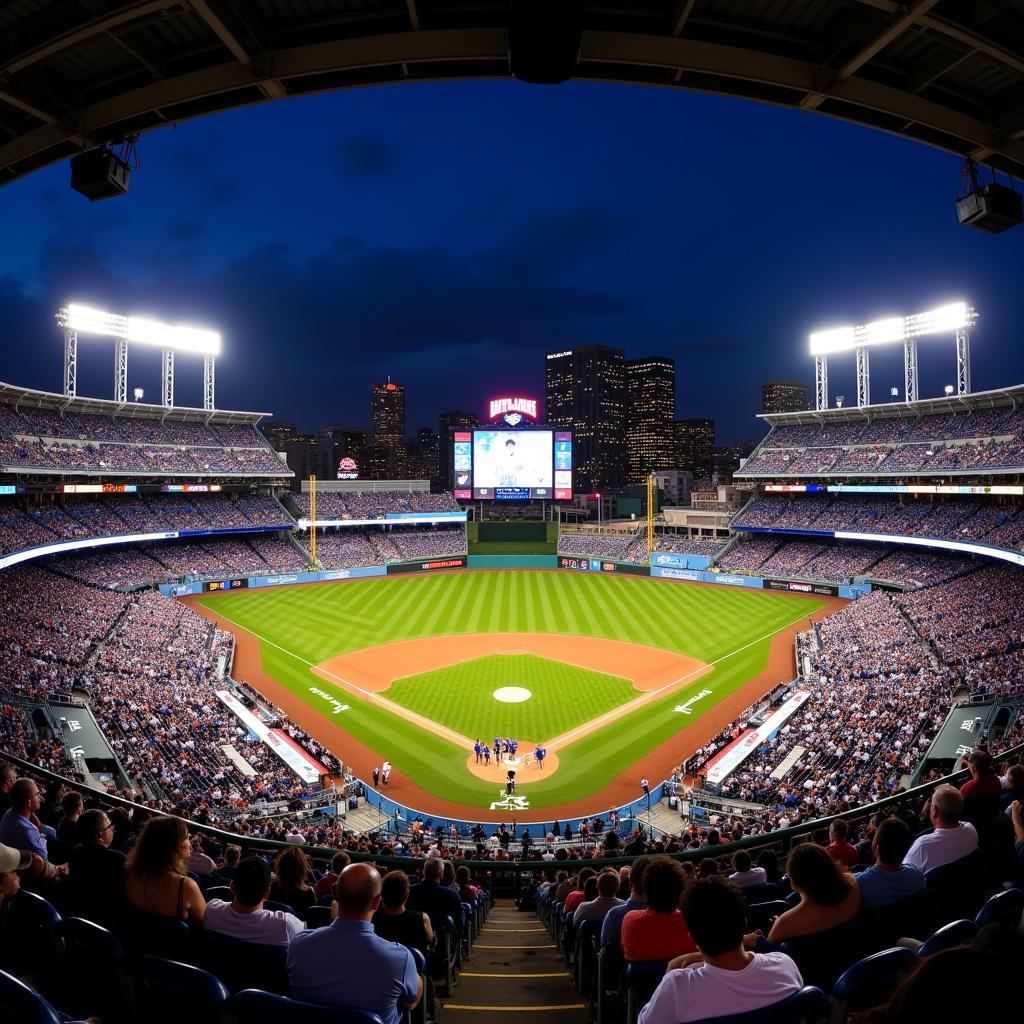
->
[808,302,977,410]
[56,304,221,408]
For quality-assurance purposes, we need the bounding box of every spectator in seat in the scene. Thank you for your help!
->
[66,808,126,926]
[1010,801,1024,885]
[270,845,316,914]
[826,819,860,867]
[215,844,242,883]
[204,856,304,946]
[621,856,698,962]
[728,850,767,889]
[564,868,597,917]
[0,843,38,945]
[56,791,84,844]
[756,850,781,885]
[855,818,925,912]
[0,778,49,861]
[0,764,15,816]
[756,843,859,945]
[573,869,624,926]
[372,869,433,958]
[960,749,1002,832]
[602,855,650,951]
[638,879,802,1024]
[998,764,1024,815]
[903,784,978,875]
[38,781,66,830]
[855,813,887,865]
[184,835,218,877]
[315,850,351,899]
[288,863,422,1024]
[407,857,463,944]
[125,816,206,922]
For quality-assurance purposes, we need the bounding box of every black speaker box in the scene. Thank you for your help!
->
[956,182,1023,233]
[70,148,131,201]
[508,0,585,84]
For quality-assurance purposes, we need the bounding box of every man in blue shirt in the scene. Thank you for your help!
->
[601,855,651,950]
[0,778,48,861]
[856,818,925,912]
[287,863,421,1024]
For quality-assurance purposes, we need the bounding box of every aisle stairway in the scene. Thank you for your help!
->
[444,898,586,1024]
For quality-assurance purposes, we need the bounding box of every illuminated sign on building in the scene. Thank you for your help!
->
[488,397,538,421]
[337,457,359,480]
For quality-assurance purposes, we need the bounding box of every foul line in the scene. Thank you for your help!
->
[196,606,475,749]
[543,606,821,750]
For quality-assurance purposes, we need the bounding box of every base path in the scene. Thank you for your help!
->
[184,593,845,823]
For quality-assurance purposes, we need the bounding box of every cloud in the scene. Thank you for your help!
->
[335,134,396,177]
[165,219,206,241]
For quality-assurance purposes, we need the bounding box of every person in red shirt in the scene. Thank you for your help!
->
[621,856,698,962]
[960,749,1002,801]
[563,867,596,917]
[825,820,859,867]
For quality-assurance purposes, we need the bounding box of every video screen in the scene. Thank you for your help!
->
[453,430,572,501]
[473,430,553,488]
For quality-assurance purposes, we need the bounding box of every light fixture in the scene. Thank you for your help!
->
[133,388,144,402]
[836,395,845,408]
[59,303,221,355]
[944,385,954,396]
[809,302,974,355]
[890,387,899,398]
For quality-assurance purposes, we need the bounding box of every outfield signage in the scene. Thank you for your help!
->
[265,729,328,785]
[557,556,649,575]
[764,578,840,597]
[710,573,747,586]
[387,556,467,575]
[705,690,812,786]
[653,566,703,581]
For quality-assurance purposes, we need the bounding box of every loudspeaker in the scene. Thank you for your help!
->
[956,182,1022,233]
[508,0,585,84]
[70,147,131,201]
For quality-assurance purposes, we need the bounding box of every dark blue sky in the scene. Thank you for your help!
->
[0,80,1021,444]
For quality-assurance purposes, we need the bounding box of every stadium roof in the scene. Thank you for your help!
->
[1,1,1023,187]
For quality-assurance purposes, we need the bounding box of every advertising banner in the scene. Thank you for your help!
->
[264,730,328,785]
[204,578,249,592]
[387,556,467,575]
[710,574,749,586]
[216,690,269,739]
[651,566,703,581]
[764,578,840,597]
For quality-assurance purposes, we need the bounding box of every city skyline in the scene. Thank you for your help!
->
[1,81,1022,445]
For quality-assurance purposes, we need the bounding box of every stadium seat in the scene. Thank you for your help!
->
[924,849,985,921]
[974,887,1024,929]
[232,988,385,1024]
[60,916,135,1023]
[427,913,457,996]
[574,918,602,996]
[0,967,90,1024]
[917,918,978,957]
[302,904,333,928]
[117,903,196,963]
[866,887,937,947]
[778,916,869,990]
[746,899,791,933]
[7,890,63,993]
[624,959,669,1024]
[136,955,230,1024]
[740,882,782,905]
[203,885,232,902]
[830,947,918,1021]
[263,899,295,914]
[198,929,289,994]
[688,985,830,1024]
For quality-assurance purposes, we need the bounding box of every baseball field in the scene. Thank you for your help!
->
[188,570,840,820]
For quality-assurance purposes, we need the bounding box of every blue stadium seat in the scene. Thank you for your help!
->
[203,885,232,902]
[0,967,90,1024]
[136,955,230,1024]
[974,887,1024,929]
[232,988,385,1024]
[117,903,196,962]
[198,929,289,994]
[688,985,829,1024]
[574,918,602,995]
[831,947,918,1019]
[623,959,668,1024]
[263,899,295,914]
[778,916,869,990]
[302,904,334,929]
[746,899,791,933]
[8,890,63,994]
[917,918,978,957]
[60,916,135,1023]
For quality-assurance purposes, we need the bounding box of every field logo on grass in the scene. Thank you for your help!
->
[490,793,530,811]
[674,688,713,715]
[309,686,351,714]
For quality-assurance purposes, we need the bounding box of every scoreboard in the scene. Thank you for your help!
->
[453,429,572,501]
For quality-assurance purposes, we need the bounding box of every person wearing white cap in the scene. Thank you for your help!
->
[0,842,36,905]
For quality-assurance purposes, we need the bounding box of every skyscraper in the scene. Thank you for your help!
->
[407,426,440,485]
[258,421,296,452]
[545,345,627,492]
[626,356,676,483]
[762,379,808,415]
[371,380,407,479]
[675,418,715,478]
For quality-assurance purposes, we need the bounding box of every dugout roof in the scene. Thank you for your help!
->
[1,1,1023,187]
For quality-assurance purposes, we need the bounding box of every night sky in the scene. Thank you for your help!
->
[0,79,1021,444]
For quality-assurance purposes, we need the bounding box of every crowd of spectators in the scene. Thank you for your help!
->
[734,495,1023,552]
[0,493,292,557]
[291,490,460,518]
[558,532,633,560]
[312,526,466,569]
[740,403,1024,476]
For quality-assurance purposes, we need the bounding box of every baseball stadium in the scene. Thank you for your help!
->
[1,4,1023,1024]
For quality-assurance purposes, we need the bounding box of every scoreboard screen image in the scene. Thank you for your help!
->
[452,430,572,500]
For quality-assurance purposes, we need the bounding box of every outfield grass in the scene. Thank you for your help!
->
[196,571,827,811]
[388,653,634,741]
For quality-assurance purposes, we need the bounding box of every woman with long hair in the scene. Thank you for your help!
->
[757,842,859,945]
[270,845,316,913]
[124,816,205,921]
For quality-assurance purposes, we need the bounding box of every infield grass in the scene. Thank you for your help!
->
[388,653,634,741]
[195,571,828,811]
